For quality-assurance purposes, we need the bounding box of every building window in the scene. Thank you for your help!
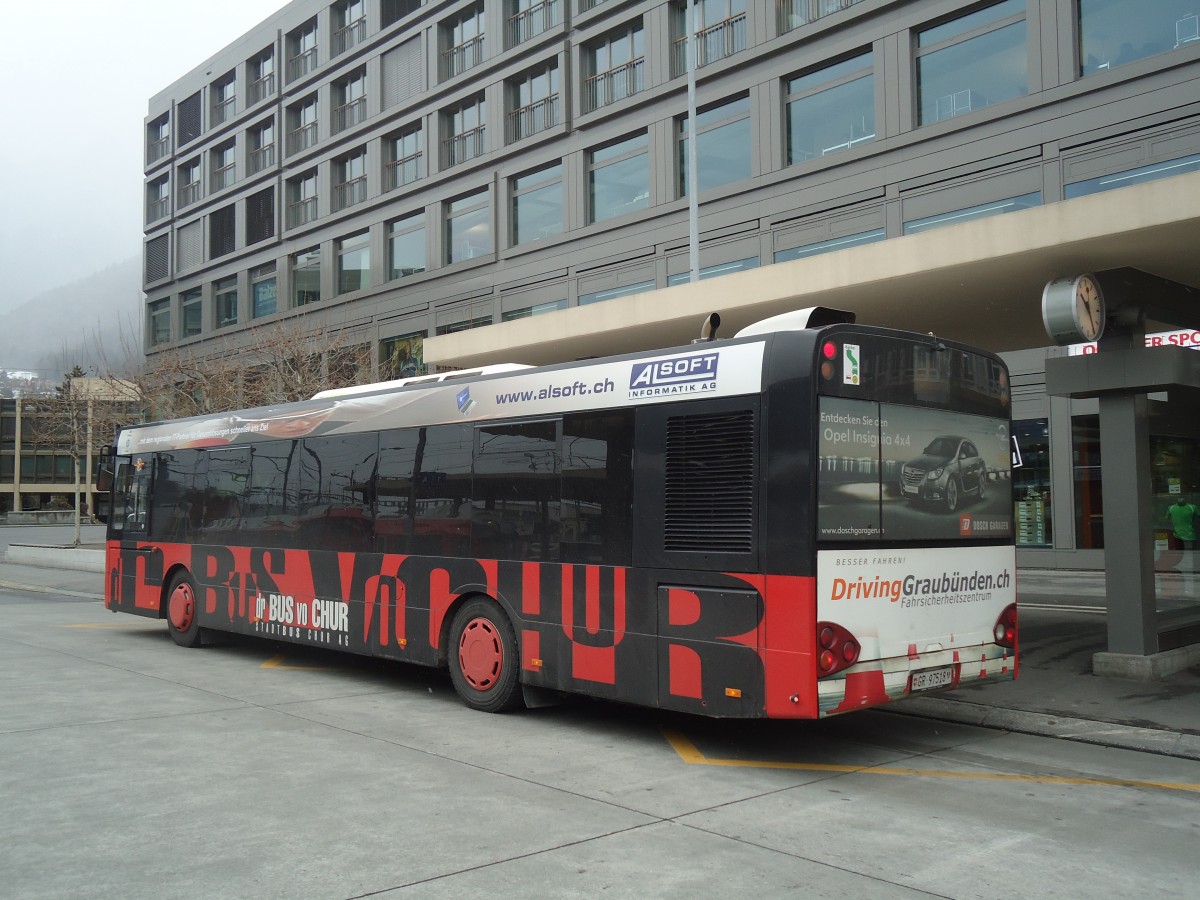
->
[247,186,275,245]
[334,0,368,56]
[287,19,319,82]
[667,256,758,285]
[177,221,203,270]
[388,212,427,278]
[385,124,424,191]
[672,0,746,76]
[287,96,319,155]
[786,51,874,164]
[1080,0,1199,75]
[778,0,868,34]
[774,228,884,262]
[147,115,170,164]
[512,163,563,244]
[579,280,654,306]
[210,139,237,192]
[181,288,202,338]
[210,204,236,259]
[149,299,171,345]
[445,188,491,264]
[1012,419,1050,547]
[146,176,170,223]
[903,192,1040,234]
[334,149,368,212]
[917,0,1027,126]
[441,3,485,80]
[588,133,649,223]
[585,22,644,112]
[380,331,426,379]
[249,119,276,174]
[678,95,750,196]
[502,298,566,321]
[211,71,236,126]
[333,68,368,134]
[215,277,239,328]
[178,158,201,207]
[1064,152,1200,199]
[508,0,560,49]
[145,235,169,282]
[251,263,277,318]
[383,0,422,28]
[337,231,371,295]
[436,310,493,336]
[508,62,559,142]
[292,247,321,307]
[443,95,486,167]
[287,170,318,228]
[248,47,275,105]
[178,92,202,146]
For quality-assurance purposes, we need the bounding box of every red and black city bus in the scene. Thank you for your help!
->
[103,308,1017,717]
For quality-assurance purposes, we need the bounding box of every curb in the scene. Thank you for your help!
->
[893,696,1200,761]
[0,579,104,601]
[5,545,105,573]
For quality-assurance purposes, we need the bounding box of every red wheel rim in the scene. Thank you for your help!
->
[458,617,503,692]
[169,582,195,632]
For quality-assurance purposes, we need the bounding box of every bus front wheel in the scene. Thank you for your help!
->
[448,598,523,713]
[166,571,203,648]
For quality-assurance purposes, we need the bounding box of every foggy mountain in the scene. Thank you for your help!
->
[0,256,143,378]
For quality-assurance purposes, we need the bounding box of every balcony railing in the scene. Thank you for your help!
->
[507,94,559,142]
[333,17,367,55]
[178,181,200,208]
[442,125,486,167]
[672,13,746,76]
[287,122,318,155]
[287,196,317,228]
[210,162,236,192]
[249,143,276,174]
[287,46,318,82]
[146,197,170,223]
[441,34,485,80]
[211,94,236,126]
[333,96,366,133]
[778,0,867,33]
[147,136,169,165]
[507,0,559,48]
[333,175,368,211]
[385,151,423,191]
[248,72,275,105]
[584,57,644,112]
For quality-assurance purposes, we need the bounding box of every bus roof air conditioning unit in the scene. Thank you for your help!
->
[735,307,856,338]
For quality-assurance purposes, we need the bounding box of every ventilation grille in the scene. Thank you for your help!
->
[664,410,755,554]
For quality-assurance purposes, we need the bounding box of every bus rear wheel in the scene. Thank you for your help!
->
[448,598,523,713]
[166,572,203,648]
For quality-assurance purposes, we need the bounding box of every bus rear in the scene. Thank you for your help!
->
[806,326,1017,715]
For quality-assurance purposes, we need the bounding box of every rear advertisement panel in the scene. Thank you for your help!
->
[817,398,1013,542]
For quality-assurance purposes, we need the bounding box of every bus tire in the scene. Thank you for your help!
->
[166,571,203,648]
[448,597,523,713]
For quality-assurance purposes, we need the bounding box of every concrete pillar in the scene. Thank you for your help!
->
[1097,392,1158,655]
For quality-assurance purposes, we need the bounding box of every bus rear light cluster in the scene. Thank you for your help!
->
[993,603,1018,649]
[816,621,860,677]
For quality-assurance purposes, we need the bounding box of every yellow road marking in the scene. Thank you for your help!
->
[260,655,332,671]
[64,623,157,629]
[663,729,1200,794]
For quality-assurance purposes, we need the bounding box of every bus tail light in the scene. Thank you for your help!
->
[993,603,1018,649]
[816,621,860,677]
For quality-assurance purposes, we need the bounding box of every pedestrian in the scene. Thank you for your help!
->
[1166,496,1198,550]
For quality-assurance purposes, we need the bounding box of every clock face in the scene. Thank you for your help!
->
[1074,275,1104,341]
[1041,274,1106,345]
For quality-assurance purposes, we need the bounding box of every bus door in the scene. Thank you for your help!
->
[106,457,160,612]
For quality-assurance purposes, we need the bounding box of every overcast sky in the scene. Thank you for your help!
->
[0,0,286,312]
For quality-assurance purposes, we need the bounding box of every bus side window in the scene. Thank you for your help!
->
[562,411,633,566]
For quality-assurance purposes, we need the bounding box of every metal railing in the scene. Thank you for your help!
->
[248,72,275,105]
[249,143,276,174]
[442,125,486,167]
[287,196,317,228]
[178,181,200,207]
[385,151,423,191]
[507,94,558,142]
[584,57,644,112]
[147,136,169,165]
[333,175,368,211]
[507,0,558,48]
[287,122,318,155]
[333,96,366,133]
[287,46,318,82]
[211,94,236,126]
[441,34,484,80]
[333,17,367,55]
[210,162,236,192]
[778,0,866,33]
[672,13,746,76]
[146,197,170,222]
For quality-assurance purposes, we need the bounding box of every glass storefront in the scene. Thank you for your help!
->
[1012,419,1050,547]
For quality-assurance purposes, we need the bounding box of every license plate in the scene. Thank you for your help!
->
[903,485,919,494]
[909,667,954,692]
